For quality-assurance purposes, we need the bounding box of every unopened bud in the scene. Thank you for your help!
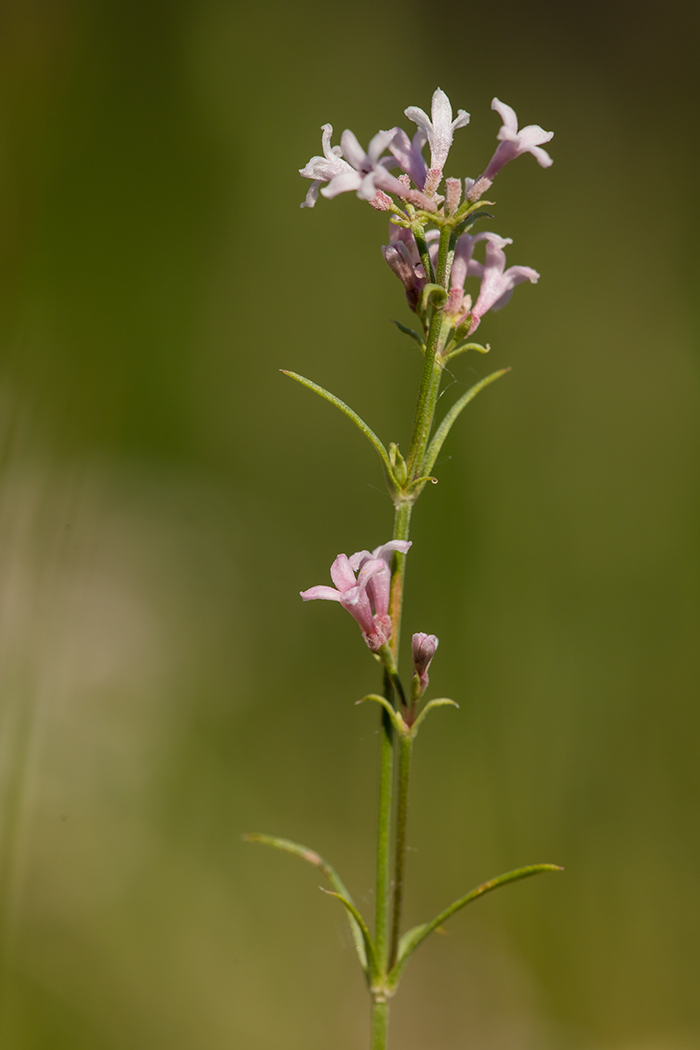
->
[444,178,462,214]
[411,632,439,699]
[370,190,393,212]
[389,442,408,487]
[466,175,492,203]
[423,168,443,198]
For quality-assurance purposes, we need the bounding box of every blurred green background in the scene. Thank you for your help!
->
[0,0,698,1047]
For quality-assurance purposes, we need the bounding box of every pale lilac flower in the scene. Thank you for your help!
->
[469,237,539,333]
[468,99,553,201]
[306,127,435,210]
[299,124,355,209]
[411,632,439,696]
[301,540,411,651]
[405,88,470,174]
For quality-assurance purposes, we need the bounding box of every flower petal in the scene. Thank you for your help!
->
[330,553,357,592]
[404,104,431,135]
[517,123,554,149]
[367,128,396,165]
[491,97,518,133]
[321,170,363,198]
[300,180,321,209]
[526,143,553,167]
[300,586,342,602]
[371,539,412,563]
[320,123,337,159]
[339,129,365,170]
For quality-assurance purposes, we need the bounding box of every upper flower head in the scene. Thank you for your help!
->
[300,540,411,651]
[404,88,470,175]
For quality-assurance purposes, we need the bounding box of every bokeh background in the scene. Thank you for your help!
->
[0,0,698,1047]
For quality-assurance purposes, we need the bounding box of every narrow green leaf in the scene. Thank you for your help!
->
[321,889,380,983]
[444,341,491,362]
[388,863,562,990]
[356,694,407,736]
[452,199,495,224]
[453,209,494,236]
[422,369,510,477]
[392,320,426,351]
[406,474,438,495]
[243,833,368,972]
[411,697,459,735]
[396,923,429,962]
[281,371,394,483]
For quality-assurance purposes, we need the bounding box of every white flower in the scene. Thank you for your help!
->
[404,88,470,172]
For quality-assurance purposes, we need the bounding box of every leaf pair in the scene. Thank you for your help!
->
[357,693,459,738]
[244,832,562,993]
[282,367,509,496]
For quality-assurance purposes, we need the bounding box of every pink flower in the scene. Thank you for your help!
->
[469,236,539,333]
[411,633,439,696]
[301,540,411,651]
[445,231,511,316]
[485,98,553,177]
[468,99,553,201]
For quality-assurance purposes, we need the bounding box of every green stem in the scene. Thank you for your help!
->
[405,226,453,482]
[374,498,413,973]
[374,668,394,973]
[370,226,453,1040]
[404,309,443,480]
[371,999,389,1050]
[389,732,413,968]
[389,500,413,659]
[435,224,453,287]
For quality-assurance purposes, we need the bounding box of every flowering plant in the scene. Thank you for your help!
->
[246,88,562,1050]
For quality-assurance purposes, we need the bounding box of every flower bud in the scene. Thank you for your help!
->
[423,168,443,198]
[444,177,462,214]
[370,190,393,211]
[411,632,439,699]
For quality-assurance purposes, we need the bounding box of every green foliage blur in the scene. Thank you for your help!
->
[0,1,698,1047]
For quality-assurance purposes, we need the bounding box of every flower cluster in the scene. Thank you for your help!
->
[300,89,552,335]
[300,540,411,651]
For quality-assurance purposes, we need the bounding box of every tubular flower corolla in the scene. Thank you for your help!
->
[300,540,412,651]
